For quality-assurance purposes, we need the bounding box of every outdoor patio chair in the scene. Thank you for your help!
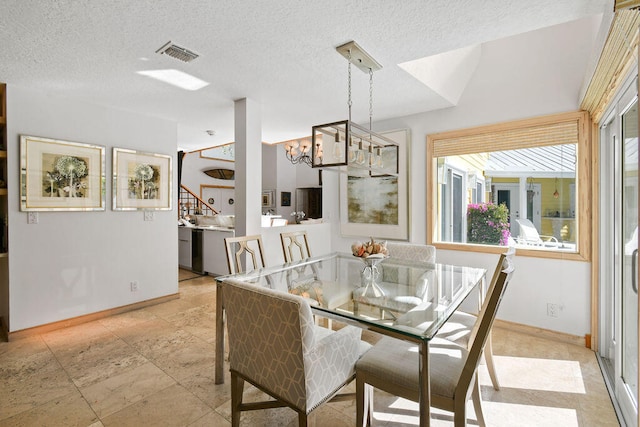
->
[515,218,558,246]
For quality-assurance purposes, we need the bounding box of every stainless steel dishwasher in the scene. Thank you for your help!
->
[191,228,204,274]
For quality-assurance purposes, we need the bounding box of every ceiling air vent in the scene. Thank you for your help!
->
[156,41,199,63]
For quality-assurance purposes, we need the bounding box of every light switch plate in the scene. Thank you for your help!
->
[144,211,154,221]
[27,212,38,224]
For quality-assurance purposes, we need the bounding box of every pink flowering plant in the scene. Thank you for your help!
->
[467,202,511,246]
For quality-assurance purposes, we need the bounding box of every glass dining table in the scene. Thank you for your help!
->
[214,251,486,426]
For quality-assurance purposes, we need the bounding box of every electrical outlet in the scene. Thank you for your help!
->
[130,281,138,292]
[547,303,559,317]
[27,212,38,224]
[144,211,154,221]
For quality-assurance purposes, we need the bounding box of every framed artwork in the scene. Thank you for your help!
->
[281,191,291,207]
[262,190,275,208]
[20,135,106,211]
[339,129,410,240]
[113,148,172,210]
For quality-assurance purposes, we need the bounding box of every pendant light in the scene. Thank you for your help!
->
[309,41,399,175]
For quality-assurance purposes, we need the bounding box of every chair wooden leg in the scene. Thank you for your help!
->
[453,399,468,427]
[230,372,244,427]
[367,384,374,425]
[484,331,501,390]
[299,411,315,427]
[472,374,486,427]
[357,375,374,427]
[356,375,365,427]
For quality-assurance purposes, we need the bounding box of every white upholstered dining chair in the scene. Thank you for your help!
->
[356,250,515,427]
[223,277,371,427]
[385,242,436,264]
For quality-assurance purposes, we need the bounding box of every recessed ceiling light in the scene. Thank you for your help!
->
[137,69,209,91]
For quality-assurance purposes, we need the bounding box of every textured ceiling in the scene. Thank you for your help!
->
[0,0,611,151]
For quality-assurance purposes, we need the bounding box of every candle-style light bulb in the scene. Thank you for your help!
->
[332,132,342,159]
[376,147,383,168]
[356,140,366,165]
[348,138,357,163]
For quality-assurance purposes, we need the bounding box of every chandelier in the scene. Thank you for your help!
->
[283,139,313,166]
[285,41,398,175]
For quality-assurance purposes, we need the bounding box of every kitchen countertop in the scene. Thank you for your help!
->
[179,225,235,232]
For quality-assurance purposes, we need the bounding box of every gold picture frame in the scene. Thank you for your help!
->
[20,135,106,211]
[113,148,172,210]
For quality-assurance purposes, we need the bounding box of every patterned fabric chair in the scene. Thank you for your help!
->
[356,250,515,427]
[223,278,371,427]
[385,242,436,264]
[377,242,437,314]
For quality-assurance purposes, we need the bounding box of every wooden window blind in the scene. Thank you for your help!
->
[430,111,587,157]
[581,10,640,123]
[615,0,640,11]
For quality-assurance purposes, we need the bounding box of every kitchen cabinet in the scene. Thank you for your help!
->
[178,227,192,269]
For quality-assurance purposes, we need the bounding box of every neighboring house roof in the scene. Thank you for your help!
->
[485,144,576,177]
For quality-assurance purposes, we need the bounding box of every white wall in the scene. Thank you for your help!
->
[7,86,178,332]
[325,24,595,338]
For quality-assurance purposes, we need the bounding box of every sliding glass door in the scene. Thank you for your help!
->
[599,77,638,426]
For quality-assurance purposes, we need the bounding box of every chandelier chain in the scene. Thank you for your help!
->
[369,68,373,131]
[347,50,352,122]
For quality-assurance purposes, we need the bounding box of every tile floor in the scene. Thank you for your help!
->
[0,270,620,426]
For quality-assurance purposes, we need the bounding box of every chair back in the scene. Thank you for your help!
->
[280,230,312,262]
[385,242,436,263]
[458,248,515,397]
[224,234,266,274]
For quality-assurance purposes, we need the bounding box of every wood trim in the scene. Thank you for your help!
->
[590,121,601,352]
[494,319,587,348]
[6,293,179,341]
[0,83,5,124]
[432,242,589,261]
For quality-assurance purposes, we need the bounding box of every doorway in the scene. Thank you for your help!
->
[493,183,521,238]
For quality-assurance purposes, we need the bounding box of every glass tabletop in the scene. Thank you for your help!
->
[217,252,486,341]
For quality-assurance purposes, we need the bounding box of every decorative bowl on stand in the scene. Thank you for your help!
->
[356,255,388,298]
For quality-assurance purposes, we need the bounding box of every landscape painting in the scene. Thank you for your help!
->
[340,129,409,240]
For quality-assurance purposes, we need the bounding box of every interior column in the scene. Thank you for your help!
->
[234,98,262,237]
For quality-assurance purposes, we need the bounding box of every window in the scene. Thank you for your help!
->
[427,111,591,261]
